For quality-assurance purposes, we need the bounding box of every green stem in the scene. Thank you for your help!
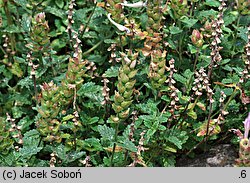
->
[82,40,103,57]
[80,2,98,37]
[177,21,184,67]
[110,122,120,167]
[193,48,200,71]
[211,87,238,119]
[231,16,241,58]
[205,100,213,140]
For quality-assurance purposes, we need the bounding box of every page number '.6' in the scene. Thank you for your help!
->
[240,170,247,179]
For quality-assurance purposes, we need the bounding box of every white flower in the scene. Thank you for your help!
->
[120,0,147,8]
[107,13,130,33]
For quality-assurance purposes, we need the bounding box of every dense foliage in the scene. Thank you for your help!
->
[0,0,249,167]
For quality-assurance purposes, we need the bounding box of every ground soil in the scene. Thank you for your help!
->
[176,144,238,167]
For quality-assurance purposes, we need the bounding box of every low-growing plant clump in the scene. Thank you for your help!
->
[0,0,249,167]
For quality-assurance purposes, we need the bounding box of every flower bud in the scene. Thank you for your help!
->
[130,60,137,69]
[121,100,132,108]
[118,108,130,119]
[35,12,45,23]
[191,29,204,47]
[114,91,124,103]
[119,73,129,83]
[125,80,136,90]
[117,82,126,93]
[123,90,133,99]
[204,21,212,31]
[112,103,123,113]
[128,70,138,78]
[110,115,120,123]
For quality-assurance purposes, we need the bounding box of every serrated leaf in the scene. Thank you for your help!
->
[80,138,102,152]
[167,136,183,149]
[4,25,24,33]
[66,151,86,163]
[173,73,187,84]
[77,82,103,101]
[9,62,23,78]
[169,25,183,34]
[118,138,137,152]
[98,124,115,142]
[237,27,248,42]
[19,146,43,159]
[45,6,66,19]
[21,14,31,32]
[104,66,119,77]
[197,120,221,136]
[135,99,160,115]
[180,16,198,28]
[54,144,67,161]
[198,10,217,19]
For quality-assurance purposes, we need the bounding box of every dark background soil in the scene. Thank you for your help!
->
[176,144,238,167]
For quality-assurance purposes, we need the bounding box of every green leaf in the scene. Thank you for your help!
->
[8,62,23,78]
[66,151,85,163]
[14,0,30,12]
[222,78,233,84]
[169,25,183,34]
[140,13,148,29]
[98,124,115,142]
[19,146,43,159]
[62,114,74,121]
[135,99,160,115]
[188,44,198,54]
[51,39,67,51]
[77,82,103,101]
[45,6,66,19]
[187,110,197,119]
[18,117,34,132]
[163,155,176,167]
[21,14,31,32]
[164,146,177,153]
[118,138,137,152]
[167,136,183,149]
[17,77,33,90]
[205,0,220,7]
[22,129,40,147]
[54,144,67,161]
[173,73,187,85]
[4,25,24,33]
[198,10,217,20]
[87,117,99,125]
[237,27,248,42]
[87,55,107,64]
[0,65,5,73]
[180,16,198,28]
[80,138,102,152]
[104,66,119,77]
[19,130,43,159]
[55,0,64,9]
